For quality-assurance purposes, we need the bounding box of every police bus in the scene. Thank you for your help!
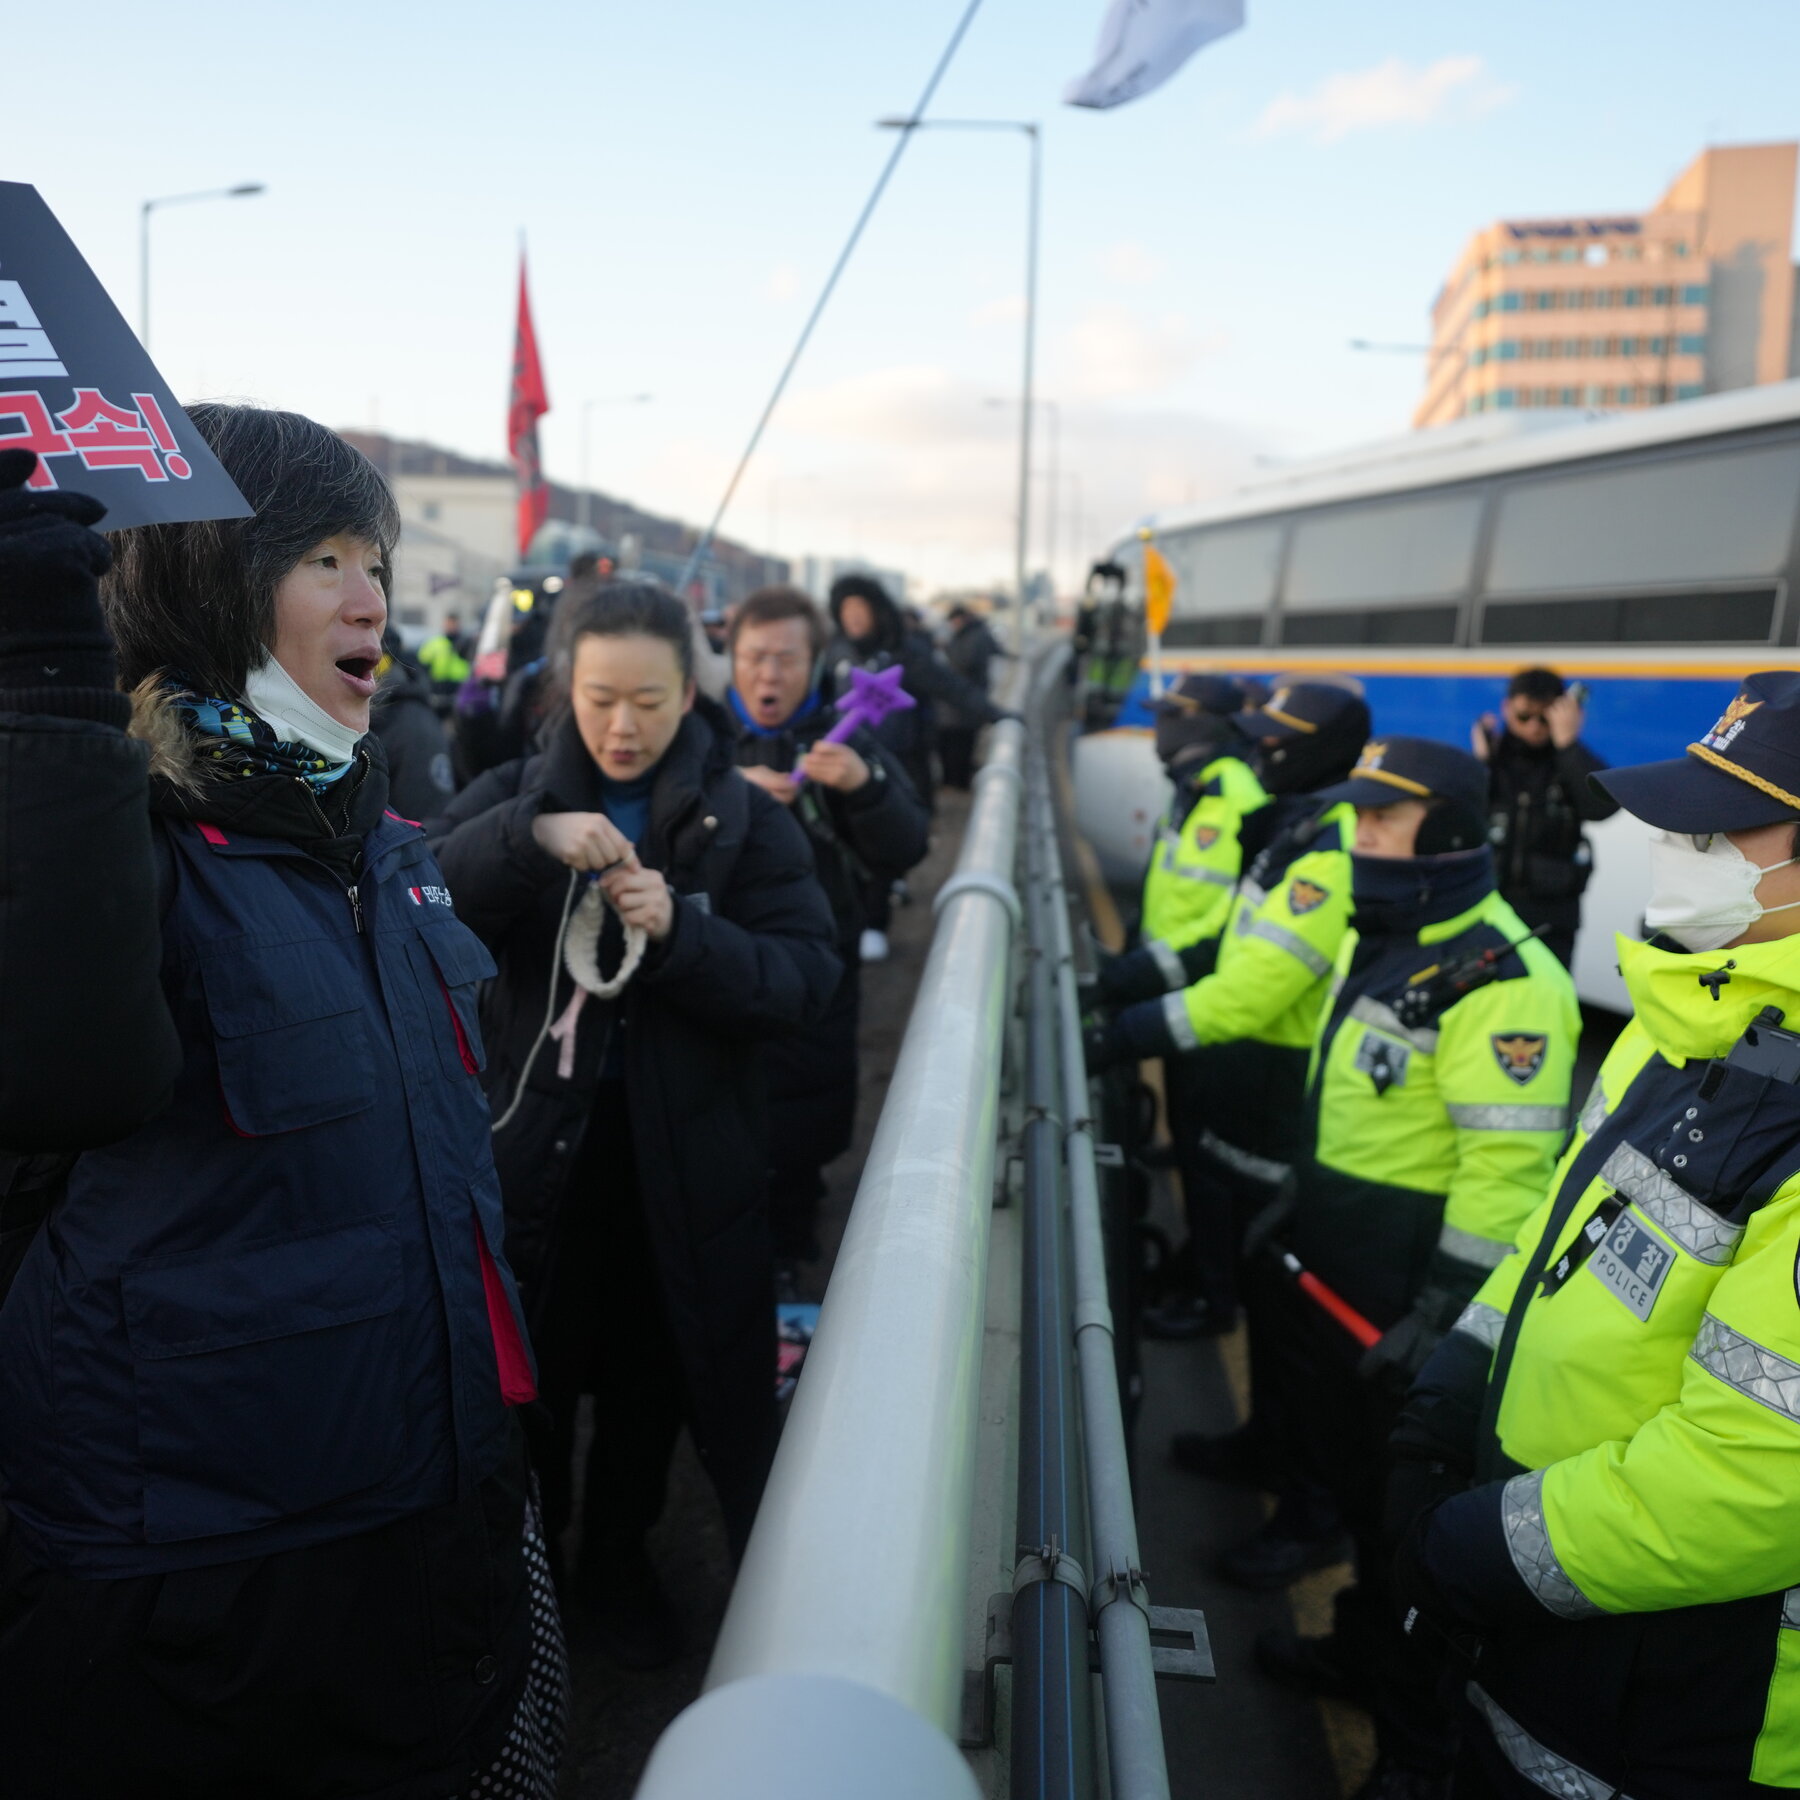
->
[1075,379,1800,1008]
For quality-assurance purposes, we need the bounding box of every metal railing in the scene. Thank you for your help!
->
[635,717,1025,1800]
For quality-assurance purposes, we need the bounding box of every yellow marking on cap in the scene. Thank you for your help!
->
[1686,742,1800,816]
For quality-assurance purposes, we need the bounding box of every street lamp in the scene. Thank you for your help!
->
[989,394,1059,595]
[578,393,653,532]
[139,183,266,349]
[879,115,1040,651]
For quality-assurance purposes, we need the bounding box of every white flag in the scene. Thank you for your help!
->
[1063,0,1244,110]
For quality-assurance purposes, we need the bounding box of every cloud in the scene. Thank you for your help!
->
[1056,304,1222,401]
[1099,240,1165,287]
[1252,55,1518,145]
[764,262,801,301]
[970,293,1027,328]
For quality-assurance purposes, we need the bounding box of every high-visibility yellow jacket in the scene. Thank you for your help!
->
[417,633,470,686]
[1160,800,1355,1053]
[1137,754,1268,972]
[1295,870,1577,1327]
[1409,930,1800,1798]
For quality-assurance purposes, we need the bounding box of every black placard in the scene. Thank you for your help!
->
[0,182,250,531]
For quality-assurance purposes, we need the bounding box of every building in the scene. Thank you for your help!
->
[1415,142,1798,428]
[338,431,789,635]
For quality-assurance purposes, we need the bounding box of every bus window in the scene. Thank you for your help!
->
[1487,443,1800,593]
[1286,494,1482,609]
[1164,520,1284,619]
[1479,587,1778,645]
[1280,605,1462,646]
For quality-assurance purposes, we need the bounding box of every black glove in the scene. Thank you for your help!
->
[1084,997,1177,1071]
[1358,1279,1465,1398]
[1096,944,1177,1007]
[0,451,122,723]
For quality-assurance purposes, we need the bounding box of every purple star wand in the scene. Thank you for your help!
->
[791,664,915,785]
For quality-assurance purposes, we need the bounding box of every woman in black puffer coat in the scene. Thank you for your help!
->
[432,582,838,1665]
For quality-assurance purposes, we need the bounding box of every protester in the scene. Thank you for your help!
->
[1395,674,1800,1799]
[1242,738,1577,1800]
[372,626,458,821]
[0,414,563,1800]
[727,585,930,1283]
[937,603,1007,790]
[826,572,1008,809]
[1471,666,1618,967]
[432,581,838,1667]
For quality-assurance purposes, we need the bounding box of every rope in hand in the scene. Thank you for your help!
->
[489,865,648,1134]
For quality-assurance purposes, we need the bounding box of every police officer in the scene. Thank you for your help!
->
[1246,737,1577,1799]
[1393,673,1800,1800]
[1095,682,1369,1368]
[1099,673,1270,1335]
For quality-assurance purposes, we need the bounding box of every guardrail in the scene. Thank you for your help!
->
[635,716,1025,1800]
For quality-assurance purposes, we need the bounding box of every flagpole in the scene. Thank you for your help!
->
[672,0,989,600]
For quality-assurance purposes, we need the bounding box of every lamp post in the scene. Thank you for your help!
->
[578,393,653,534]
[879,115,1040,652]
[989,394,1059,596]
[139,183,266,350]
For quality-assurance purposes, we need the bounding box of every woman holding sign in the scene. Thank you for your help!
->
[0,410,564,1800]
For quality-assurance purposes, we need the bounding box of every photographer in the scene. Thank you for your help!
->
[1472,667,1617,967]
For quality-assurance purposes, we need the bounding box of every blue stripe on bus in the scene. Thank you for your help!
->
[1113,670,1742,768]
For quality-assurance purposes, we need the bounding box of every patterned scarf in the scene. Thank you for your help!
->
[162,678,356,793]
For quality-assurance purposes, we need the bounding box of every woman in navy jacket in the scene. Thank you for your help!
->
[0,411,561,1800]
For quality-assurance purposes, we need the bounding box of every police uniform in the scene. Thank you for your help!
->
[1257,738,1577,1780]
[1395,675,1800,1799]
[1101,683,1371,1322]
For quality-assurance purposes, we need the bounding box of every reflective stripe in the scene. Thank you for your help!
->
[1690,1314,1800,1424]
[1439,1223,1513,1270]
[1349,994,1439,1054]
[1578,1077,1608,1139]
[1502,1470,1605,1621]
[1162,990,1199,1053]
[1198,1128,1289,1187]
[1602,1142,1743,1266]
[1452,1299,1506,1351]
[1147,939,1187,992]
[1446,1102,1568,1132]
[1155,826,1181,871]
[1164,860,1234,887]
[1784,1588,1800,1631]
[1467,1682,1626,1799]
[1232,880,1267,933]
[1240,915,1333,976]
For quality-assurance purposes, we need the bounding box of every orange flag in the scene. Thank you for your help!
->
[1144,541,1177,636]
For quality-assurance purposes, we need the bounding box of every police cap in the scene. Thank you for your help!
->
[1232,680,1368,744]
[1596,671,1800,832]
[1317,735,1489,819]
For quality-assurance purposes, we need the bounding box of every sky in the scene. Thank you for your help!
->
[10,1,1800,595]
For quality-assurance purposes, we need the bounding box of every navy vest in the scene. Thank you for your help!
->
[0,809,531,1576]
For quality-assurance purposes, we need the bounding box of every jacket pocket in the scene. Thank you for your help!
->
[412,919,498,1080]
[202,939,375,1135]
[123,1217,406,1542]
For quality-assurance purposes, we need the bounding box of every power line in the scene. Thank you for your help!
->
[674,0,989,596]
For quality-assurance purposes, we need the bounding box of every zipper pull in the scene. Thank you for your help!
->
[348,884,364,934]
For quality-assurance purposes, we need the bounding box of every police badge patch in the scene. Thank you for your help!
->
[1491,1033,1548,1085]
[1193,826,1220,850]
[1289,879,1329,914]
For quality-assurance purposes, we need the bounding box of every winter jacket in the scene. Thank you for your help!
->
[937,618,1004,730]
[1485,731,1618,938]
[1399,931,1800,1798]
[372,650,458,823]
[729,692,929,960]
[431,699,840,1531]
[0,696,534,1578]
[826,587,1004,797]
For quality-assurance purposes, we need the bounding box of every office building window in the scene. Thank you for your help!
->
[1678,334,1706,355]
[1652,285,1671,305]
[1497,388,1516,408]
[1618,385,1638,404]
[1648,336,1666,355]
[1498,340,1518,360]
[1677,383,1704,399]
[1585,383,1605,405]
[1624,288,1643,307]
[1560,387,1579,405]
[1646,383,1667,403]
[1500,292,1521,311]
[1682,284,1709,305]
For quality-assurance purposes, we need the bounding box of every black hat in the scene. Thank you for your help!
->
[1318,735,1489,821]
[1232,680,1368,744]
[1595,671,1800,833]
[1156,672,1249,718]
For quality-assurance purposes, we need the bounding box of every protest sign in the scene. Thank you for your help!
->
[0,182,250,531]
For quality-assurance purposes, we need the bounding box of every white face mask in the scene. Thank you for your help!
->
[241,654,364,769]
[1643,829,1800,952]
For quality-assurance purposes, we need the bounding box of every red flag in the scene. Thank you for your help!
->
[508,252,549,558]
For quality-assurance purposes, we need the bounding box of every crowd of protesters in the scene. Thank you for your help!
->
[0,409,1011,1797]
